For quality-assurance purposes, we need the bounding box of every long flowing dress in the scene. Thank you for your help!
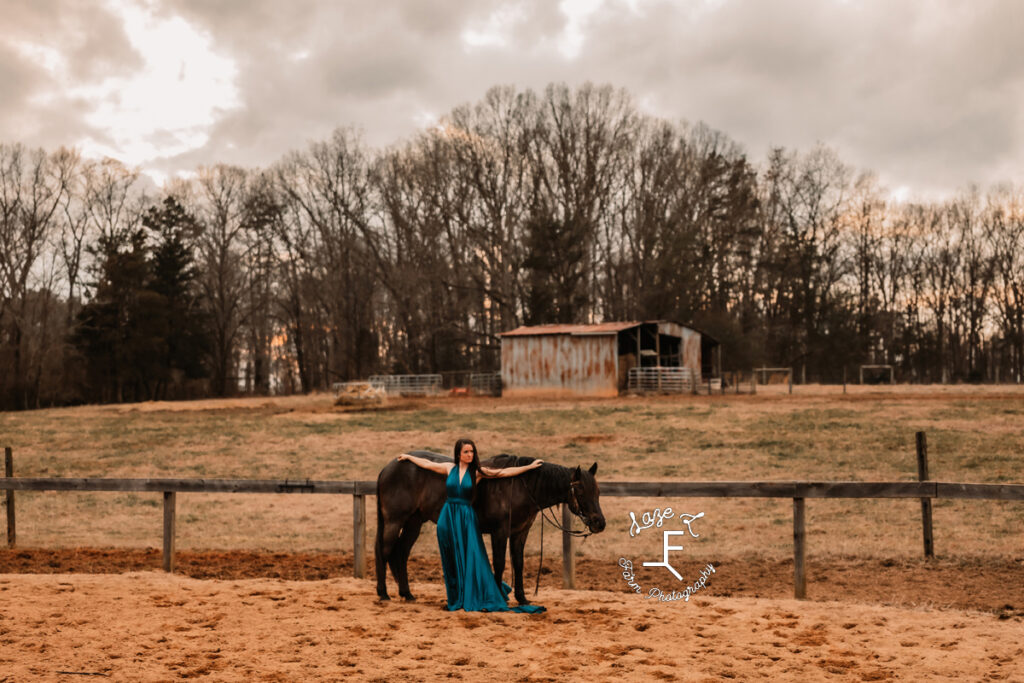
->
[436,466,546,613]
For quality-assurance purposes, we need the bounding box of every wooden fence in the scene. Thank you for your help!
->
[4,447,1023,599]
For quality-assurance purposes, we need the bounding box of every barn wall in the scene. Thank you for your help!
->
[681,327,702,382]
[501,334,619,397]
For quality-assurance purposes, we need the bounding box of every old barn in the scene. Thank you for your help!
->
[499,321,720,398]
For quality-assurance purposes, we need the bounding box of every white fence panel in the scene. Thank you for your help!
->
[627,367,694,393]
[368,374,443,396]
[470,372,502,396]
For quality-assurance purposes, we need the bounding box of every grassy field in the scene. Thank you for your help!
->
[1,384,1023,563]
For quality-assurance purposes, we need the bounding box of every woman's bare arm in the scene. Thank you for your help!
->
[397,453,452,476]
[479,460,544,479]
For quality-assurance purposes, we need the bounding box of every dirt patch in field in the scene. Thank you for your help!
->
[2,548,1022,617]
[0,571,1020,681]
[566,434,616,444]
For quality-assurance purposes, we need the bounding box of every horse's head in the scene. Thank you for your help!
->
[568,462,606,534]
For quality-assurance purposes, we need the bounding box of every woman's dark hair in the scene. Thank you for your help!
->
[453,438,488,502]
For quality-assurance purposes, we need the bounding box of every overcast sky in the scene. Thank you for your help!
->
[2,0,1022,198]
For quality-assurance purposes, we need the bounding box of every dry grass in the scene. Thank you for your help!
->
[2,384,1023,563]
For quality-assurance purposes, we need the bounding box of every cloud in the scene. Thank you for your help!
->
[1,0,239,177]
[575,0,1024,196]
[1,0,1022,195]
[0,1,137,147]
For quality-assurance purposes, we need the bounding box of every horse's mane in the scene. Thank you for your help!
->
[408,450,451,463]
[487,453,574,504]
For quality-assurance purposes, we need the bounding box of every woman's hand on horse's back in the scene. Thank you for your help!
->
[397,453,410,461]
[532,459,544,468]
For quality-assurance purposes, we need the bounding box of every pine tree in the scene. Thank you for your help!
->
[73,227,157,402]
[143,196,211,398]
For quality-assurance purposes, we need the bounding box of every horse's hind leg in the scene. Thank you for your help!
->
[393,518,423,601]
[375,520,403,600]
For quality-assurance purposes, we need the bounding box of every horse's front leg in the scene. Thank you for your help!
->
[510,529,530,605]
[490,531,508,593]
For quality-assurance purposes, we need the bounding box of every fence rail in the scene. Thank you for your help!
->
[0,477,376,494]
[3,465,1023,598]
[5,478,1022,500]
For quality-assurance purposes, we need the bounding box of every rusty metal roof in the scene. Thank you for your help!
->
[500,321,644,337]
[500,320,719,342]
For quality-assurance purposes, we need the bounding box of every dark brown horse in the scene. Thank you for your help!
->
[375,450,605,603]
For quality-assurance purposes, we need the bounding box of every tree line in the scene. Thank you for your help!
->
[2,83,1023,409]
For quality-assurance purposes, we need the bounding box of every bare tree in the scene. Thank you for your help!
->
[267,170,317,392]
[275,129,379,386]
[986,186,1024,381]
[238,171,279,394]
[872,203,916,370]
[756,145,854,379]
[369,130,475,372]
[946,190,994,380]
[82,158,146,245]
[445,86,536,362]
[523,83,636,323]
[195,165,249,396]
[0,144,75,408]
[55,149,91,327]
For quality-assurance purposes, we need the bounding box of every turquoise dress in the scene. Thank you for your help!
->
[436,466,545,614]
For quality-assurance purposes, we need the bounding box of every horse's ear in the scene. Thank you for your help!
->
[573,465,582,480]
[589,462,598,475]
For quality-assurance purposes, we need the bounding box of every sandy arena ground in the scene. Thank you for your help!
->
[0,571,1021,682]
[3,386,1022,680]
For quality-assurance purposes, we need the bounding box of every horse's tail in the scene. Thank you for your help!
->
[374,468,389,597]
[374,469,386,556]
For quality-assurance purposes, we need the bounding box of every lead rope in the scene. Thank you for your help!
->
[535,513,543,596]
[508,493,545,599]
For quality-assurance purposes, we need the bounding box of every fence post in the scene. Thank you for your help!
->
[751,368,757,395]
[793,497,806,599]
[916,432,935,559]
[562,503,575,589]
[788,368,793,395]
[353,493,367,578]
[4,447,14,548]
[843,367,847,394]
[162,491,176,572]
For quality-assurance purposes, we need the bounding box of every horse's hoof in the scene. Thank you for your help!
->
[401,594,417,602]
[377,594,391,601]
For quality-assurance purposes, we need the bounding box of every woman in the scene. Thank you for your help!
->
[397,439,546,613]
